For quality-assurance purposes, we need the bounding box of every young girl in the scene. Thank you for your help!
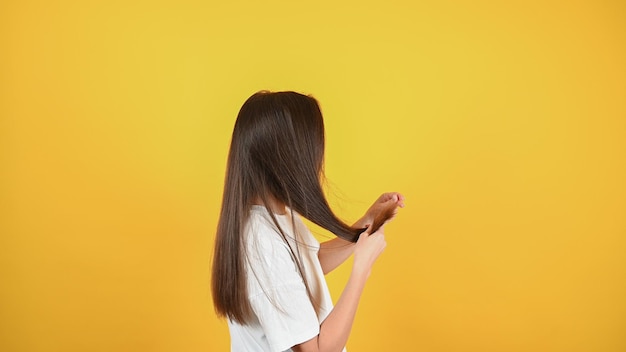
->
[212,91,404,352]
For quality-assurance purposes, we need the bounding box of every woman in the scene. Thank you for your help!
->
[212,91,404,351]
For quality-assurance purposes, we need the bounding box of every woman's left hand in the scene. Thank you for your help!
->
[354,192,405,229]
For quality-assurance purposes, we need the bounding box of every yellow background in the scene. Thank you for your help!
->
[1,0,625,351]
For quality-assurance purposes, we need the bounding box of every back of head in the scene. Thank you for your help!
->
[233,91,325,208]
[229,90,358,241]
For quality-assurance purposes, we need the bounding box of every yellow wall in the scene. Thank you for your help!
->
[1,0,625,351]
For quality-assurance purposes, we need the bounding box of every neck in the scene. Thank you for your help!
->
[253,194,287,215]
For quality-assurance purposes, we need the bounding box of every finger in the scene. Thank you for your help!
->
[397,193,405,207]
[371,224,385,234]
[357,227,371,243]
[384,192,397,202]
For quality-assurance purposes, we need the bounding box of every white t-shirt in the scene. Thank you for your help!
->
[228,206,346,352]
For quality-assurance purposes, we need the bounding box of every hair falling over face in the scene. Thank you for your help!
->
[211,91,393,324]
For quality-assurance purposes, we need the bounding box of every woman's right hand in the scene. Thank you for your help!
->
[352,226,387,279]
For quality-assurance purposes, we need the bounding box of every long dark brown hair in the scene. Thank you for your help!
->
[211,91,384,324]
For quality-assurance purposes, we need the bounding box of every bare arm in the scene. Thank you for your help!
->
[318,192,404,274]
[318,237,355,275]
[293,227,387,352]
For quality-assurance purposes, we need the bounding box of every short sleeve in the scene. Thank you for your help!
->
[246,218,320,352]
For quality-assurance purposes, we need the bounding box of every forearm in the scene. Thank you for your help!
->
[318,216,371,274]
[292,268,368,352]
[295,227,386,352]
[317,269,368,352]
[318,237,355,274]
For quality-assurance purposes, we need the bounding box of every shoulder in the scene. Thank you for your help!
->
[244,206,320,256]
[245,207,287,247]
[243,207,293,267]
[242,207,306,297]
